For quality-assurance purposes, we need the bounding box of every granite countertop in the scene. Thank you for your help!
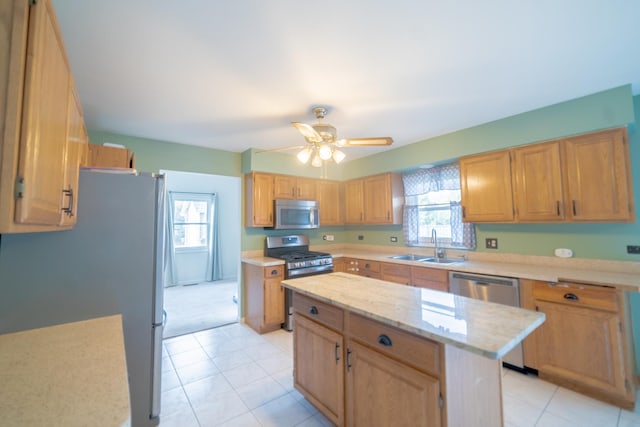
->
[0,315,131,427]
[282,272,545,360]
[242,246,640,291]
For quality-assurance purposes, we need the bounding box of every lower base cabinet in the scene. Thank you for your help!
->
[347,340,441,427]
[243,263,285,333]
[292,292,502,427]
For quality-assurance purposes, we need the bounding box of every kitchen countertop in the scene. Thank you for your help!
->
[0,315,131,427]
[282,272,546,360]
[242,246,640,291]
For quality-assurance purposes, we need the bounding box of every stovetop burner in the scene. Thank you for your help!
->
[264,235,333,276]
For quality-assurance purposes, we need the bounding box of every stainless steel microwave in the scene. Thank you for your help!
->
[273,199,319,229]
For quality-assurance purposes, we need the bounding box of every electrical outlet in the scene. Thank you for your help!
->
[390,236,398,242]
[627,245,640,254]
[485,238,498,249]
[322,235,334,241]
[358,235,364,241]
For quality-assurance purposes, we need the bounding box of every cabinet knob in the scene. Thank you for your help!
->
[377,334,393,347]
[309,306,319,315]
[563,293,579,301]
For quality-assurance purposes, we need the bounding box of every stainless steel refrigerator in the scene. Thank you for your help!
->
[0,169,165,426]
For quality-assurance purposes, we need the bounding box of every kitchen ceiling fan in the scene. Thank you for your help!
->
[263,106,393,167]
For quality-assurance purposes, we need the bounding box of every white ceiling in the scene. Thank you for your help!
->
[52,0,640,161]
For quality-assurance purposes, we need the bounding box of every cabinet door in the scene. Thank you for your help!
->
[535,300,629,400]
[317,180,342,225]
[296,177,317,200]
[294,315,344,426]
[60,86,86,226]
[346,340,441,427]
[344,179,364,224]
[460,150,514,222]
[274,175,296,199]
[246,173,274,226]
[512,141,564,221]
[363,174,392,224]
[15,0,70,225]
[563,128,633,221]
[381,262,410,285]
[264,277,284,326]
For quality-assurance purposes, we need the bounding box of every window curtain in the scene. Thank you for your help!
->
[402,163,476,249]
[165,192,178,286]
[206,193,222,281]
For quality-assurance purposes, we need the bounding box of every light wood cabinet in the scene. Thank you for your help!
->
[459,149,514,222]
[563,128,633,221]
[512,141,564,221]
[294,314,345,426]
[347,339,441,427]
[243,263,284,333]
[60,86,88,227]
[85,144,131,168]
[274,175,317,200]
[244,172,274,227]
[411,266,449,292]
[381,262,411,285]
[317,179,342,225]
[0,0,87,233]
[460,128,634,223]
[345,173,403,225]
[344,179,364,224]
[531,281,636,409]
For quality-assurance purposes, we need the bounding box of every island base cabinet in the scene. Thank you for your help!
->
[346,340,441,427]
[293,315,345,426]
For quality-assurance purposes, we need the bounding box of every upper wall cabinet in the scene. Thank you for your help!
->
[245,172,275,227]
[459,150,514,222]
[345,173,404,225]
[317,179,342,226]
[274,175,317,200]
[460,128,634,223]
[0,0,88,233]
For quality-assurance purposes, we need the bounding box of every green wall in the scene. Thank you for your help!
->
[88,130,242,177]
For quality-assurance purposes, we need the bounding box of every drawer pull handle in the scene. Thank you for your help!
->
[377,334,393,347]
[335,342,340,364]
[563,293,579,301]
[346,348,352,371]
[309,306,319,315]
[270,269,279,276]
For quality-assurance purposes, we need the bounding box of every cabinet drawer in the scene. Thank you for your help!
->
[347,312,440,377]
[410,266,448,283]
[264,265,284,278]
[358,260,380,273]
[532,282,618,312]
[381,262,410,278]
[293,293,344,331]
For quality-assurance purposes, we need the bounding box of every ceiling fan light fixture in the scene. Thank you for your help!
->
[318,144,333,160]
[332,149,346,164]
[336,138,346,147]
[296,147,313,164]
[311,154,323,167]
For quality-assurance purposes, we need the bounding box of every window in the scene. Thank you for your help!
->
[171,194,213,250]
[402,163,476,249]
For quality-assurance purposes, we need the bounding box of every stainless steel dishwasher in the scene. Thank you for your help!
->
[449,271,524,370]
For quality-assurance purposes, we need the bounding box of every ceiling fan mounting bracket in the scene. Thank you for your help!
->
[312,106,328,121]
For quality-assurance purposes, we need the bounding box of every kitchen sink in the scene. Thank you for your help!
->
[418,257,463,264]
[388,254,431,261]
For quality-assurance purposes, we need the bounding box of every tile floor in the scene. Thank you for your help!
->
[160,323,640,427]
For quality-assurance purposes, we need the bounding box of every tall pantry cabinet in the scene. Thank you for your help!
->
[0,0,87,233]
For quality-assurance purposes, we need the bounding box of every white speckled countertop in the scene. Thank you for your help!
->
[243,244,640,291]
[282,272,546,360]
[0,315,131,427]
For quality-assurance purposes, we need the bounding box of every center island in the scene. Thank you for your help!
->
[281,272,545,427]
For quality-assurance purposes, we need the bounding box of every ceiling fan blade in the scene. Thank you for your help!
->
[292,122,323,143]
[342,137,393,146]
[256,145,307,154]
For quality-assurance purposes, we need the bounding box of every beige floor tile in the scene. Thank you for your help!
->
[192,392,249,427]
[235,376,289,409]
[170,347,211,369]
[545,387,621,427]
[217,411,262,427]
[251,393,313,427]
[222,361,269,389]
[183,373,235,408]
[176,359,220,385]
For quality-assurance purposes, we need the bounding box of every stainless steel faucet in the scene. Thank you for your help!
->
[432,228,445,258]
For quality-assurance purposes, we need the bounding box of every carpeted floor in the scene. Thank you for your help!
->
[163,279,238,338]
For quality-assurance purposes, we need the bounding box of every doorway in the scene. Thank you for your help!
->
[160,170,241,338]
